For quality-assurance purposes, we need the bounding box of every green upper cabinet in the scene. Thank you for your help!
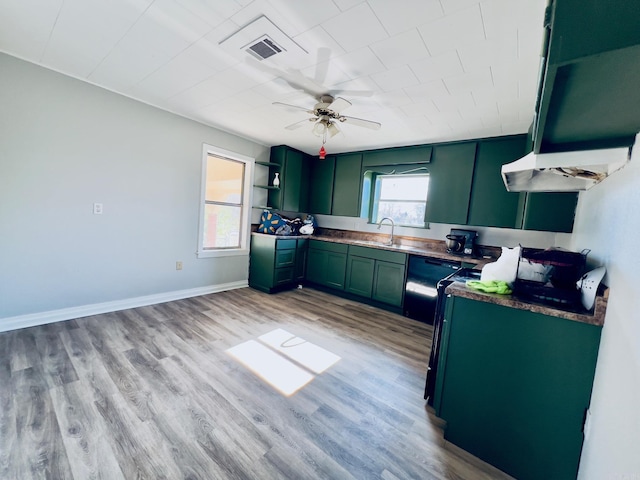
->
[534,0,640,153]
[268,145,310,212]
[332,153,363,217]
[424,142,477,225]
[468,136,527,228]
[308,154,336,215]
[362,145,432,166]
[518,192,578,233]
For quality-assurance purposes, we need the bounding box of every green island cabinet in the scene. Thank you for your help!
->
[268,145,311,212]
[345,245,407,307]
[468,135,578,233]
[249,234,307,293]
[434,295,601,480]
[305,240,348,290]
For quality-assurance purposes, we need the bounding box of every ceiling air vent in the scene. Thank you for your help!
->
[246,35,284,60]
[219,15,308,66]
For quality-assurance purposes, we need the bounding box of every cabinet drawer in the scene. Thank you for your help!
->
[348,245,407,264]
[276,239,297,250]
[308,240,349,254]
[274,267,294,285]
[275,248,295,268]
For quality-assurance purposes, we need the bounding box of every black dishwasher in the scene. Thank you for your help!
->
[403,255,461,324]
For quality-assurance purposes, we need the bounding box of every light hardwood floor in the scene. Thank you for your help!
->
[0,287,512,479]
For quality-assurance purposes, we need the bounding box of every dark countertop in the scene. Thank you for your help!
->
[251,228,497,267]
[445,281,608,326]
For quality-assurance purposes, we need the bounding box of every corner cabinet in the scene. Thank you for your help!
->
[249,234,307,293]
[268,145,311,212]
[434,295,601,480]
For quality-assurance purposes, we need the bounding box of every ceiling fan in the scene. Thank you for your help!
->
[273,95,382,140]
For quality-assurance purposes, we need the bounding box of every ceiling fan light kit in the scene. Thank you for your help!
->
[273,94,381,154]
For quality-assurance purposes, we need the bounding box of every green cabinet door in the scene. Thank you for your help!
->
[518,192,578,233]
[306,241,348,290]
[295,238,307,281]
[424,142,477,225]
[306,248,326,284]
[325,252,347,290]
[308,155,336,215]
[332,153,363,217]
[467,136,527,228]
[437,296,601,480]
[345,255,375,297]
[268,146,310,212]
[372,261,406,307]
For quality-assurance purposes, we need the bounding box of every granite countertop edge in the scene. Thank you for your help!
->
[444,282,607,326]
[251,231,495,267]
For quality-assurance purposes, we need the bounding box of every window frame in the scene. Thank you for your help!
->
[367,170,430,229]
[197,144,254,258]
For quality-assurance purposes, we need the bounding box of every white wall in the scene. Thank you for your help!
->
[568,138,640,479]
[314,211,567,250]
[0,53,269,320]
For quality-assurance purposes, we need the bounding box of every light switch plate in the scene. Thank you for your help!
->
[93,203,103,215]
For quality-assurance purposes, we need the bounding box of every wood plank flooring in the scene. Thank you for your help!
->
[0,287,513,479]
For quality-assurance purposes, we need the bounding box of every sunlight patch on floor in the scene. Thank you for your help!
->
[226,329,341,396]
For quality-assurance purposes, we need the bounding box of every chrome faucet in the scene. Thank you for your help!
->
[377,217,395,246]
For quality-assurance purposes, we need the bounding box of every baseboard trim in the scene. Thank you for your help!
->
[0,281,249,333]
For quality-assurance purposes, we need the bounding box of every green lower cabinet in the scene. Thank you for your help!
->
[343,245,407,307]
[249,235,307,293]
[345,256,375,297]
[435,296,601,480]
[372,261,406,307]
[305,240,348,290]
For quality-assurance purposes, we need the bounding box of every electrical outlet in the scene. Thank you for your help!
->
[176,261,183,271]
[93,203,103,215]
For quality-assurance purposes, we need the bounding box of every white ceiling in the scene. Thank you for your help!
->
[0,0,546,155]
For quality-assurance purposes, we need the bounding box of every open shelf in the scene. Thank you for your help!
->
[253,185,279,190]
[256,161,280,167]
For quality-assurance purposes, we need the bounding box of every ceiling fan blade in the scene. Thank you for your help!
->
[341,115,381,130]
[285,118,314,130]
[328,97,352,114]
[273,101,313,114]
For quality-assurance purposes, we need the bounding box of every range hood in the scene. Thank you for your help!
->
[501,146,632,192]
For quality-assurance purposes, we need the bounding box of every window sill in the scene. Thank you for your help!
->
[197,248,249,259]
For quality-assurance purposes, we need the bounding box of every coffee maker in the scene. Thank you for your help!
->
[445,228,478,257]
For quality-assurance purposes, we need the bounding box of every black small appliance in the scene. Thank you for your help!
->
[445,228,478,256]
